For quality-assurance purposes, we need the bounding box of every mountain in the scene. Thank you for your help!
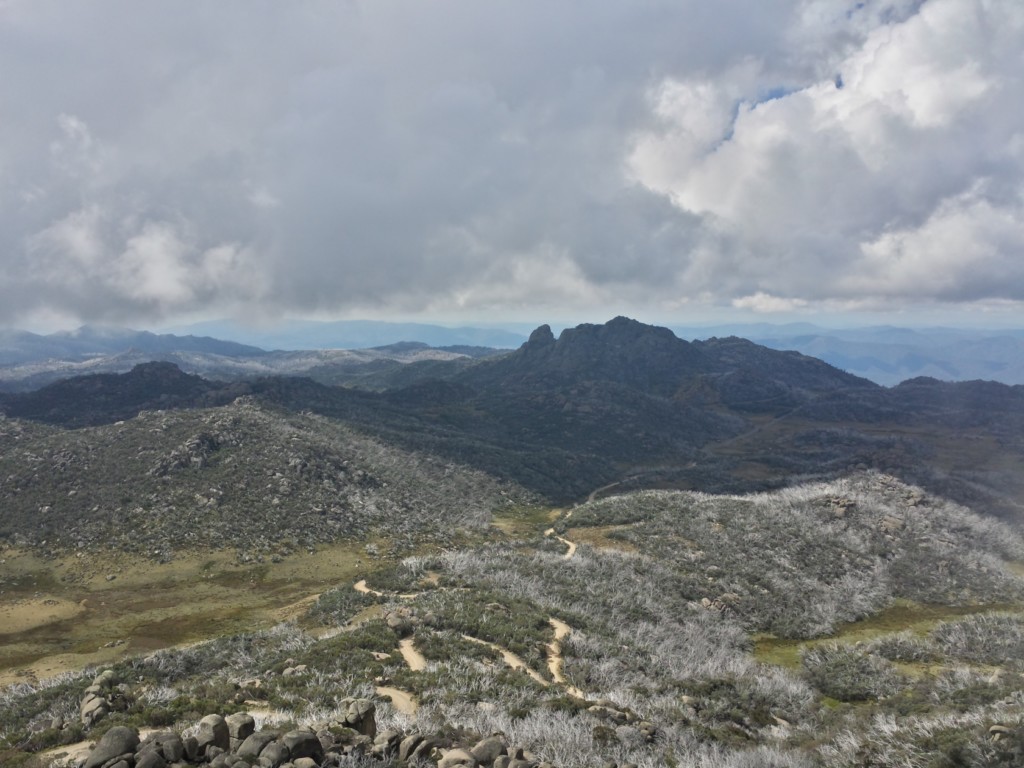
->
[675,323,1024,385]
[0,336,495,393]
[163,318,528,350]
[0,325,266,365]
[3,317,1022,523]
[3,318,1024,768]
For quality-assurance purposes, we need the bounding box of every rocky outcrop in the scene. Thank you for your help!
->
[80,669,131,728]
[76,707,579,768]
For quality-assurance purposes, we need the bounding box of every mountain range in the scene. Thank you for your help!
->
[6,320,1024,392]
[2,317,1022,521]
[3,317,1024,768]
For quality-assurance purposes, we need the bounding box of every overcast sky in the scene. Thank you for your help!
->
[2,0,1023,332]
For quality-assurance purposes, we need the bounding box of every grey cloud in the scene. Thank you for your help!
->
[1,0,1021,328]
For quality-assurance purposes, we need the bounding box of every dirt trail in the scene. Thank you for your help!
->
[544,528,577,560]
[546,618,586,699]
[587,481,623,503]
[376,685,418,714]
[353,579,418,600]
[461,635,549,686]
[399,637,427,671]
[353,579,383,597]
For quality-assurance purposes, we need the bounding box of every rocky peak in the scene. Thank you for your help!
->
[525,324,556,348]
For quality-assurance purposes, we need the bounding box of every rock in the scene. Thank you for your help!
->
[93,669,117,689]
[258,740,290,767]
[139,731,186,762]
[80,692,110,726]
[439,747,478,767]
[135,752,167,768]
[493,757,512,768]
[398,734,424,762]
[182,735,199,761]
[386,612,414,635]
[226,712,256,746]
[344,698,376,738]
[410,737,440,761]
[294,759,320,768]
[371,728,402,758]
[84,726,141,768]
[205,745,227,762]
[197,714,230,754]
[471,735,508,766]
[283,729,324,762]
[237,730,281,760]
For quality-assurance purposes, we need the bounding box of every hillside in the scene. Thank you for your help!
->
[2,318,1023,522]
[0,397,533,558]
[3,475,1023,767]
[1,320,1024,767]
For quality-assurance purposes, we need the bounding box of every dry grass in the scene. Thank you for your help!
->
[0,541,370,685]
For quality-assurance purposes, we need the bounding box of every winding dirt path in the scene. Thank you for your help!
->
[587,481,624,503]
[376,685,418,714]
[461,635,549,686]
[353,579,418,600]
[544,528,577,560]
[354,579,384,597]
[547,618,586,699]
[399,637,427,672]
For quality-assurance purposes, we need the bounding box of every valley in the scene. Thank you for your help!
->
[2,318,1024,767]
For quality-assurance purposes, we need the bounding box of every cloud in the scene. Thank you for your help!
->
[0,0,1022,328]
[629,0,1024,310]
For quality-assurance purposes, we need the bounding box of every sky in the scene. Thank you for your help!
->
[2,0,1023,333]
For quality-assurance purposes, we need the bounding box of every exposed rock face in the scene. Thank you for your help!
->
[83,726,140,768]
[80,668,129,728]
[78,710,585,768]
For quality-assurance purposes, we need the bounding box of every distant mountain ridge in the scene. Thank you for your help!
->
[0,325,266,365]
[3,317,1021,525]
[674,323,1024,385]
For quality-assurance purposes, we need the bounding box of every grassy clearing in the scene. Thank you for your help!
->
[491,505,559,538]
[753,600,1023,669]
[0,541,371,685]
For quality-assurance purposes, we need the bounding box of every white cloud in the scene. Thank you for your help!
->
[629,0,1024,308]
[1,0,1023,327]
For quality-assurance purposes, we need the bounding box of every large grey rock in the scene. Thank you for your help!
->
[398,734,424,762]
[257,740,290,767]
[282,729,323,762]
[84,726,141,768]
[237,729,281,759]
[344,698,376,738]
[410,737,440,761]
[197,714,230,753]
[226,712,256,749]
[135,751,167,768]
[439,747,478,767]
[80,692,110,727]
[182,735,199,761]
[471,736,508,766]
[139,731,185,763]
[372,728,402,758]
